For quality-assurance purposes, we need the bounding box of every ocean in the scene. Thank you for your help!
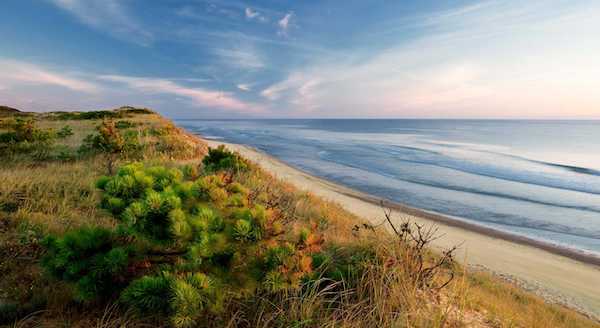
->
[177,119,600,256]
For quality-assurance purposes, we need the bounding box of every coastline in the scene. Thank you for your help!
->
[202,138,600,319]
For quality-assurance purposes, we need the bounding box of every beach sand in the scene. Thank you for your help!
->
[206,140,600,319]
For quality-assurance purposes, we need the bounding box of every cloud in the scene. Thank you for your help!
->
[50,0,153,46]
[260,0,600,118]
[237,84,252,91]
[214,46,264,70]
[278,12,294,36]
[244,7,266,22]
[0,59,98,93]
[245,7,259,19]
[100,75,263,113]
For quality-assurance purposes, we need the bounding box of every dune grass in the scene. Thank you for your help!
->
[0,109,598,327]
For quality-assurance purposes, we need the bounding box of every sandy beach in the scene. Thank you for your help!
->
[206,139,600,319]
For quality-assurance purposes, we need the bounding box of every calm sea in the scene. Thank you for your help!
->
[177,119,600,256]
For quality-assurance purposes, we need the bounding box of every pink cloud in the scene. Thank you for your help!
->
[0,59,98,93]
[101,75,264,113]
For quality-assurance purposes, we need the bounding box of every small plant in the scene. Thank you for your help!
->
[56,125,73,138]
[79,120,142,173]
[115,120,135,129]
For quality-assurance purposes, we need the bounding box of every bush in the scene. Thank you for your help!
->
[202,145,248,173]
[0,118,56,157]
[54,110,122,120]
[117,106,154,115]
[79,120,143,173]
[41,227,130,300]
[44,163,323,327]
[115,120,135,129]
[56,125,73,138]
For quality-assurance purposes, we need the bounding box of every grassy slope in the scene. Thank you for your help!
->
[0,109,597,328]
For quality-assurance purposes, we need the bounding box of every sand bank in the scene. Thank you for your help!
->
[205,140,600,319]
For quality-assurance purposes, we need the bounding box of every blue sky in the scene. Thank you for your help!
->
[1,0,599,118]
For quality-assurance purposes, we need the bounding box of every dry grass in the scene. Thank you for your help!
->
[0,110,598,327]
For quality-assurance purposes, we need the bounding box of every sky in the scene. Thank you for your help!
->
[1,0,599,119]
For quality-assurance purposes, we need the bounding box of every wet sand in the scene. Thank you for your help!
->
[205,139,600,319]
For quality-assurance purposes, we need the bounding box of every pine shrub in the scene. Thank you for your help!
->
[43,159,325,326]
[202,145,248,172]
[41,226,130,300]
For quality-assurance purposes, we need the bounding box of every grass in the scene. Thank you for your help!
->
[0,108,598,327]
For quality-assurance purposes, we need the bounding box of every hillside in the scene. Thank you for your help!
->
[0,108,598,327]
[0,105,22,116]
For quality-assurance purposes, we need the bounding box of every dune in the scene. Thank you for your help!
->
[206,139,600,319]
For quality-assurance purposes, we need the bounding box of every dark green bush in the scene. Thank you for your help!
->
[117,106,154,115]
[54,110,122,120]
[115,120,135,129]
[202,145,248,173]
[41,226,130,300]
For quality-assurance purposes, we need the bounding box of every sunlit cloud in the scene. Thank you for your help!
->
[237,84,252,91]
[100,75,264,113]
[0,59,99,93]
[261,0,600,118]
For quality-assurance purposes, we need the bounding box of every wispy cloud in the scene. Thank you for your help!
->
[237,83,252,91]
[278,12,294,36]
[245,7,266,22]
[214,46,265,70]
[50,0,153,46]
[100,75,264,113]
[0,59,98,93]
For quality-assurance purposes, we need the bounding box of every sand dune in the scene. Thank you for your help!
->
[206,140,600,319]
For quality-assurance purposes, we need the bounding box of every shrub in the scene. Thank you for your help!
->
[202,145,248,173]
[117,106,154,115]
[44,163,323,327]
[79,120,143,173]
[0,118,56,157]
[41,227,130,300]
[115,120,135,129]
[56,125,74,138]
[54,110,122,120]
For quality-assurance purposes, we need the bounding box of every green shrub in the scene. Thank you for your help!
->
[120,274,173,315]
[79,120,143,173]
[56,125,73,138]
[44,163,324,326]
[117,106,154,115]
[202,145,248,172]
[0,118,56,157]
[115,120,135,129]
[54,110,122,120]
[41,226,130,300]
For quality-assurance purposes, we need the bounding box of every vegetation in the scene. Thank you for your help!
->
[0,105,23,116]
[0,108,598,328]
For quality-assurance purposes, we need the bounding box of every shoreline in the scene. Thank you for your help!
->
[201,138,600,319]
